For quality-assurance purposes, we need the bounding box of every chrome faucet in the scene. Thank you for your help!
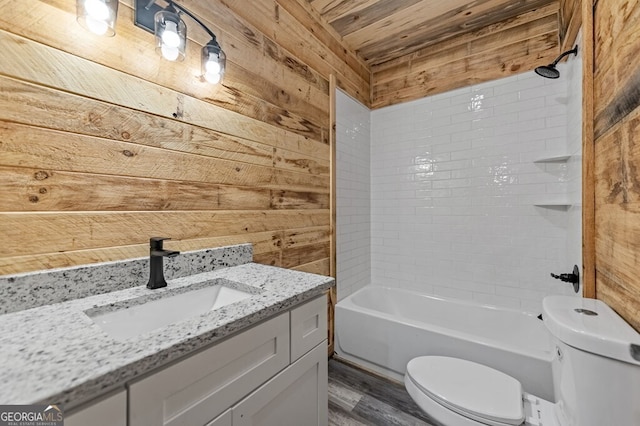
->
[147,237,180,289]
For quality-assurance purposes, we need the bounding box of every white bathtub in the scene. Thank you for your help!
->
[335,286,555,401]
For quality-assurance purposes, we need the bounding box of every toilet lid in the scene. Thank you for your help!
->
[406,356,524,426]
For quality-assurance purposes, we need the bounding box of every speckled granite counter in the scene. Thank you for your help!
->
[0,245,334,409]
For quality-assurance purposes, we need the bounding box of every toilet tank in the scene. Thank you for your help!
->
[542,296,640,426]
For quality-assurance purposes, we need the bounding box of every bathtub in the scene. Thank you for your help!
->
[335,286,555,401]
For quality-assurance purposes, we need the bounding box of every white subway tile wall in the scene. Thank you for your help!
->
[370,66,581,313]
[336,90,371,301]
[336,63,582,312]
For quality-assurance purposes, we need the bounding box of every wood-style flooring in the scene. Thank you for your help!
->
[328,358,438,426]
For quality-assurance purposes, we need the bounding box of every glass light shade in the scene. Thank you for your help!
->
[202,43,226,85]
[76,0,118,37]
[154,10,186,62]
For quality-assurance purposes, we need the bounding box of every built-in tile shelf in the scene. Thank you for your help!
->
[533,155,571,163]
[534,156,571,208]
[534,202,572,209]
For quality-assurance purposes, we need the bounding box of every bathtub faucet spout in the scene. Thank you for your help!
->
[550,265,580,293]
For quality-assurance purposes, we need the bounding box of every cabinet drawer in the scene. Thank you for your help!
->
[129,313,290,426]
[290,296,327,362]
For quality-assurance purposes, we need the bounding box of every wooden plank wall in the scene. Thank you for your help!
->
[580,0,597,300]
[593,0,640,331]
[559,0,581,51]
[0,0,368,281]
[370,3,560,109]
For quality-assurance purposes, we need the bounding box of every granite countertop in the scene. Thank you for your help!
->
[0,262,334,409]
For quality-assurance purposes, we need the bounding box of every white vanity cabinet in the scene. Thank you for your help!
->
[230,294,327,426]
[128,295,328,426]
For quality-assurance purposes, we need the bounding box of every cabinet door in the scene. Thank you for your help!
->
[66,389,126,426]
[129,313,290,426]
[233,341,328,426]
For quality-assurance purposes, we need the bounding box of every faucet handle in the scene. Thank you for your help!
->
[149,237,171,250]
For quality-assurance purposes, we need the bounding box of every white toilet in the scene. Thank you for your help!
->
[405,295,640,426]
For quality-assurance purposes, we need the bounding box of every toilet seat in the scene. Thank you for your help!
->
[406,356,525,426]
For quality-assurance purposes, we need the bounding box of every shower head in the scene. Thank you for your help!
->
[535,65,560,79]
[534,45,578,79]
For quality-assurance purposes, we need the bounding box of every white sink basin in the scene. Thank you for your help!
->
[86,280,254,340]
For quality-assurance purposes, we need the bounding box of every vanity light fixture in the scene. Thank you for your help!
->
[135,0,226,84]
[76,0,119,36]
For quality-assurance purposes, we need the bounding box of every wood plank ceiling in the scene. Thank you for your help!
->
[309,0,558,66]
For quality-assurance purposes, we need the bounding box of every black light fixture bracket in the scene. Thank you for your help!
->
[134,0,163,33]
[134,0,218,40]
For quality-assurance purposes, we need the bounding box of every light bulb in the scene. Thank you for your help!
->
[205,71,221,84]
[205,59,221,75]
[161,44,180,61]
[161,21,181,48]
[84,0,109,20]
[85,16,108,35]
[77,0,117,37]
